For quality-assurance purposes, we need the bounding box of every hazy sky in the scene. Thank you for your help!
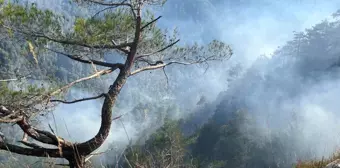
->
[29,0,340,62]
[155,0,340,63]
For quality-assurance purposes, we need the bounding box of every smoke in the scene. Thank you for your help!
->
[150,0,340,164]
[13,0,340,166]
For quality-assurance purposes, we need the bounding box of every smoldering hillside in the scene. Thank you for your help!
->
[7,0,340,167]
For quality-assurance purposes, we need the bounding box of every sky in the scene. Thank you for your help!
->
[156,0,340,62]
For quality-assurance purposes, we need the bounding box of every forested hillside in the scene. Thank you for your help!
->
[111,10,340,168]
[0,0,340,168]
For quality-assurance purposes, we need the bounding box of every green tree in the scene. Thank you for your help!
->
[123,119,196,168]
[0,0,232,167]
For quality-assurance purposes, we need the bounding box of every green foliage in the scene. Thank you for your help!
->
[0,82,50,112]
[0,1,62,39]
[122,119,196,168]
[72,8,135,45]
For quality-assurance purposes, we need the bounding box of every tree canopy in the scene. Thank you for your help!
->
[0,0,232,167]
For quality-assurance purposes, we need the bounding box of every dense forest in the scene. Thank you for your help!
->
[0,0,340,168]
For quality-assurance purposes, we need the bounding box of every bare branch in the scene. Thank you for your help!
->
[86,0,136,19]
[141,16,162,30]
[2,25,133,50]
[16,118,57,146]
[91,0,126,19]
[111,40,130,54]
[50,68,115,96]
[15,116,73,149]
[0,106,11,116]
[55,164,70,167]
[130,59,214,76]
[18,140,43,149]
[136,39,180,59]
[0,75,31,82]
[27,32,133,50]
[0,141,62,158]
[87,0,132,7]
[46,48,123,68]
[0,106,24,123]
[112,115,122,121]
[0,78,19,82]
[162,67,169,87]
[0,117,23,123]
[130,62,167,75]
[50,93,106,104]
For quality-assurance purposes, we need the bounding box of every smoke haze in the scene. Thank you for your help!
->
[24,0,340,165]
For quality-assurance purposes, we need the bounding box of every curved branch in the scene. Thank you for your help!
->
[16,118,66,146]
[87,0,132,7]
[46,48,121,68]
[86,0,136,19]
[18,140,43,149]
[22,31,133,50]
[130,62,167,75]
[141,16,162,30]
[0,75,31,82]
[162,67,169,87]
[91,5,123,19]
[136,39,180,59]
[0,78,20,82]
[0,142,63,158]
[0,117,23,123]
[1,25,132,50]
[50,68,116,96]
[130,60,209,76]
[0,106,24,123]
[50,93,106,104]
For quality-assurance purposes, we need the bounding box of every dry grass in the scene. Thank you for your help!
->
[295,150,340,168]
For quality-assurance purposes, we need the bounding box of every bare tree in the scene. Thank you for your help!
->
[0,0,232,167]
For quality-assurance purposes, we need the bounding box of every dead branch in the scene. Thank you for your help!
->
[91,0,128,18]
[16,118,56,145]
[18,140,43,149]
[130,61,190,76]
[87,0,132,7]
[0,141,62,158]
[0,106,24,123]
[33,33,133,50]
[131,56,221,76]
[50,68,115,96]
[0,75,31,82]
[50,93,106,104]
[26,31,133,50]
[0,78,19,82]
[15,117,73,149]
[0,106,12,116]
[86,0,136,19]
[112,115,122,121]
[2,25,133,50]
[46,48,123,68]
[136,39,180,59]
[0,117,23,123]
[162,67,169,87]
[111,40,130,54]
[54,164,70,167]
[141,16,162,30]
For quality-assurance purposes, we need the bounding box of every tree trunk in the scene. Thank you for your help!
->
[68,155,86,168]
